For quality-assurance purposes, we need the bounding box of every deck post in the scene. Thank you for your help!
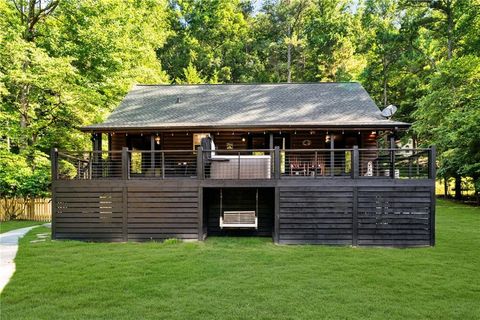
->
[352,145,359,179]
[150,135,155,172]
[330,135,335,176]
[429,146,436,246]
[50,148,58,240]
[274,146,281,179]
[198,187,203,240]
[197,146,204,179]
[122,147,129,180]
[274,187,280,243]
[352,187,358,246]
[390,135,396,179]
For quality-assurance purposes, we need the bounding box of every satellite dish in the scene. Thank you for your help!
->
[381,104,397,118]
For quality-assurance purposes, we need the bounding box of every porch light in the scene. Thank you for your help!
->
[325,135,331,143]
[371,131,377,135]
[155,135,161,145]
[242,137,246,142]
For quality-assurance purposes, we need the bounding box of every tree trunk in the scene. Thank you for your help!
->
[444,178,449,198]
[454,175,462,200]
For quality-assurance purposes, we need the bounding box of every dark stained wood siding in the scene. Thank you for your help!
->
[52,178,434,247]
[53,181,199,242]
[127,186,199,241]
[277,181,433,246]
[278,187,354,244]
[291,132,325,149]
[213,133,248,150]
[163,133,192,150]
[54,186,124,241]
[357,186,431,246]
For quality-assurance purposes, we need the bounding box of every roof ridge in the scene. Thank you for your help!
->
[133,82,361,87]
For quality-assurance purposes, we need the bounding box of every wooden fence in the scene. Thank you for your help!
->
[0,198,52,222]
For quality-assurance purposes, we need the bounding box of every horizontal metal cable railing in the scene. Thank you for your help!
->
[128,150,197,179]
[52,147,435,181]
[282,149,352,178]
[56,151,123,180]
[358,148,431,179]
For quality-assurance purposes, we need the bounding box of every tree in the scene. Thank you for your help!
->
[159,0,252,83]
[414,56,480,201]
[304,0,362,81]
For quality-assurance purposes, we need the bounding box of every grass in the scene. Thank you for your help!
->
[1,199,479,320]
[0,220,44,234]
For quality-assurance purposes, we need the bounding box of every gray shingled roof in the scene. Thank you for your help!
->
[83,83,409,130]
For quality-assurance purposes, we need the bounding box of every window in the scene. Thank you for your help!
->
[193,133,210,150]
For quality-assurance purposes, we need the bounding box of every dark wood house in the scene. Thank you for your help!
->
[51,83,436,246]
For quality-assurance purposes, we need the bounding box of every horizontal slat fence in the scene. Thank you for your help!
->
[357,186,432,246]
[127,187,198,241]
[278,187,354,244]
[0,198,51,222]
[55,187,124,241]
[53,183,199,241]
[278,185,433,246]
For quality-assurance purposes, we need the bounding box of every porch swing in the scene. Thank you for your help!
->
[219,188,258,229]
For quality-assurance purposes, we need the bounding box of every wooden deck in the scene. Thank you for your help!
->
[51,147,436,247]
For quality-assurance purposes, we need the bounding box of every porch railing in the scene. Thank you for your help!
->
[52,146,436,181]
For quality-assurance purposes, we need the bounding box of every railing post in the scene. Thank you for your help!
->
[330,138,335,177]
[50,148,58,240]
[352,146,359,179]
[429,146,436,180]
[429,146,436,246]
[161,152,166,179]
[390,149,395,179]
[237,152,241,179]
[197,146,204,179]
[274,146,281,179]
[50,148,58,181]
[122,147,129,180]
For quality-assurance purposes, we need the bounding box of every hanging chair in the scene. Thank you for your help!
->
[219,188,258,229]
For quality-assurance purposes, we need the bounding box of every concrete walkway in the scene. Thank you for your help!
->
[0,224,50,292]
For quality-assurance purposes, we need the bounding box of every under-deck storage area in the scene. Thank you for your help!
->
[203,188,275,237]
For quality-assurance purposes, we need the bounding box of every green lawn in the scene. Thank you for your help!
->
[1,199,479,320]
[0,220,44,234]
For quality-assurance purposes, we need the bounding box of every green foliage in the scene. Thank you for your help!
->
[160,0,252,83]
[0,150,50,199]
[0,0,479,198]
[414,56,480,193]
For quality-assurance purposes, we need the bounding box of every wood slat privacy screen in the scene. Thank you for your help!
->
[278,185,433,246]
[53,184,199,241]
